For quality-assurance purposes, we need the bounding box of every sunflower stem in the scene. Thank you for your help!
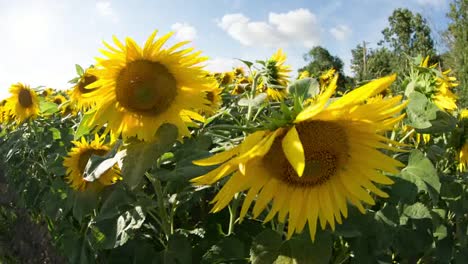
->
[246,73,261,123]
[399,128,415,143]
[227,194,240,236]
[152,175,171,241]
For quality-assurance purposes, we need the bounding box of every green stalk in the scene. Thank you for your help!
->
[227,194,240,236]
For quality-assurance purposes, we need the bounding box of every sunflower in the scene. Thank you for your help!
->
[205,87,223,111]
[220,72,235,86]
[0,100,8,123]
[232,76,252,95]
[69,69,101,111]
[319,69,336,88]
[298,70,310,80]
[462,109,468,119]
[52,94,67,105]
[4,83,40,124]
[41,88,55,97]
[192,74,406,240]
[432,69,458,112]
[63,135,121,191]
[261,49,291,101]
[233,67,246,77]
[419,56,458,112]
[84,31,216,141]
[459,143,468,172]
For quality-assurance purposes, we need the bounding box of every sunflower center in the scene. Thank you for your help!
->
[18,89,33,108]
[78,149,109,174]
[115,60,177,115]
[264,121,349,187]
[78,74,98,94]
[206,91,215,103]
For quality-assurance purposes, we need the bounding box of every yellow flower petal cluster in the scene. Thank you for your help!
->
[4,83,40,124]
[83,31,217,141]
[63,135,121,191]
[192,74,406,240]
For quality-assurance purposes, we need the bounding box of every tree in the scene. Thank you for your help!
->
[381,8,435,58]
[351,8,436,90]
[351,44,393,83]
[299,46,352,90]
[444,0,468,107]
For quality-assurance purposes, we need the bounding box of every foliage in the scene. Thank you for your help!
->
[444,0,468,107]
[0,8,468,262]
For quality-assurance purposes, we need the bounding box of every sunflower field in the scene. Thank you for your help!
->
[0,28,468,264]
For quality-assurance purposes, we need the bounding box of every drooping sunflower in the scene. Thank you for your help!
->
[69,69,100,111]
[84,31,216,141]
[261,49,292,101]
[419,56,458,112]
[433,69,458,112]
[4,83,40,124]
[63,135,121,191]
[192,74,406,240]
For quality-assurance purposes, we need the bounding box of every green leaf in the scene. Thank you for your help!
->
[49,127,62,140]
[76,64,84,76]
[398,150,441,202]
[121,124,178,189]
[250,229,283,264]
[237,59,253,68]
[238,93,267,107]
[406,91,456,133]
[74,111,95,140]
[287,78,320,100]
[275,231,332,264]
[157,234,192,264]
[83,141,123,182]
[72,186,99,222]
[202,237,247,264]
[403,202,431,219]
[94,206,146,249]
[375,203,399,227]
[434,225,448,240]
[39,100,59,115]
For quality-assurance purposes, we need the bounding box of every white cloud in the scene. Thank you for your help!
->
[415,0,445,7]
[171,22,197,41]
[330,25,352,41]
[218,8,321,48]
[96,1,118,22]
[204,57,243,73]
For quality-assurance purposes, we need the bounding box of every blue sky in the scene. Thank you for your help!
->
[0,0,451,100]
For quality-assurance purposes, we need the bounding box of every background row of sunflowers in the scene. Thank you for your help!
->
[1,31,468,263]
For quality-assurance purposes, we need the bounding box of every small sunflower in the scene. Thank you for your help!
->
[205,87,223,111]
[298,70,310,80]
[319,69,336,88]
[192,74,406,240]
[4,83,40,124]
[70,69,100,111]
[233,67,246,77]
[0,100,8,123]
[220,72,235,86]
[41,88,55,97]
[52,94,68,105]
[459,142,468,172]
[232,76,252,95]
[84,31,216,141]
[63,135,121,191]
